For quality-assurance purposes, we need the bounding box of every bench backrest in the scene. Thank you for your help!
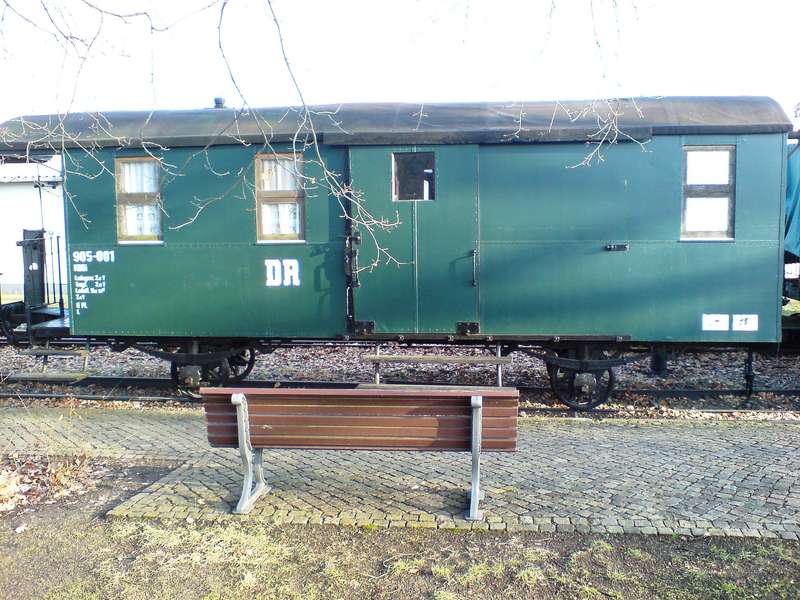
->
[200,386,518,451]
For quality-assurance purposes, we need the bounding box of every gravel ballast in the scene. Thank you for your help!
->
[1,343,799,419]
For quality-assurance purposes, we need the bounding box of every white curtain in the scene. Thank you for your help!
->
[121,161,158,193]
[124,204,161,236]
[260,157,299,191]
[261,202,299,236]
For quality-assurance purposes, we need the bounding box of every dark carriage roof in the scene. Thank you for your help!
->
[0,96,791,151]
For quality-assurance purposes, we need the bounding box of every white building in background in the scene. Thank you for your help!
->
[0,156,64,296]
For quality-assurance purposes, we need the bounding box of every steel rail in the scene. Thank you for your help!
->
[517,384,800,400]
[5,373,800,398]
[0,391,181,402]
[2,373,800,410]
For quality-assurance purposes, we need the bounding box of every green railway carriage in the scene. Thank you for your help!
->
[0,96,794,406]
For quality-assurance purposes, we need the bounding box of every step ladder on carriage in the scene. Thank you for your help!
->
[1,229,89,383]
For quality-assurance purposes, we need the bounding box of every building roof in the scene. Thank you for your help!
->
[0,97,792,151]
[0,155,62,183]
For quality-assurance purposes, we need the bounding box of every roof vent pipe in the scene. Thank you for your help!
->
[213,97,225,109]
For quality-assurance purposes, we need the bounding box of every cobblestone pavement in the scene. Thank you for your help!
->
[0,406,202,463]
[2,406,799,538]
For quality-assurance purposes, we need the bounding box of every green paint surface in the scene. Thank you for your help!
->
[61,132,786,343]
[64,145,347,337]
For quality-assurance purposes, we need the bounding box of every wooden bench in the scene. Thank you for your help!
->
[363,345,513,386]
[200,385,519,520]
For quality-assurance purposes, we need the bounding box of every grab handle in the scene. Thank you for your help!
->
[471,248,478,287]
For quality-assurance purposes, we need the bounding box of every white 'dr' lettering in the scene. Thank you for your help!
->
[282,259,300,286]
[265,259,282,286]
[264,258,301,287]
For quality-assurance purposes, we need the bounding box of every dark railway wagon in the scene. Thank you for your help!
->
[0,96,795,407]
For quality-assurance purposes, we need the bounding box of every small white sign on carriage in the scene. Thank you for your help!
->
[701,314,729,331]
[732,314,758,332]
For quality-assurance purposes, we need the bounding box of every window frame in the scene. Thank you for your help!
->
[392,151,436,202]
[680,145,736,241]
[254,152,305,243]
[115,156,163,244]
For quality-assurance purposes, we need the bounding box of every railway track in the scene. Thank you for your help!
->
[2,373,799,413]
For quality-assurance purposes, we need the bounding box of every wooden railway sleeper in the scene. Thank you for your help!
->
[368,344,510,387]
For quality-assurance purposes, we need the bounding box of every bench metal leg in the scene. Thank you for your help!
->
[465,394,484,521]
[231,393,271,515]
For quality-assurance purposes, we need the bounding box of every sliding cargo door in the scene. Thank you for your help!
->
[349,145,478,334]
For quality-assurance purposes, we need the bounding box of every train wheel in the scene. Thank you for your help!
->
[202,358,231,386]
[548,367,615,410]
[547,364,574,404]
[228,347,256,383]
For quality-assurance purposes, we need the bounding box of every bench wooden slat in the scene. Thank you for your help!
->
[202,393,518,406]
[207,422,516,438]
[204,386,518,398]
[204,405,517,419]
[361,354,512,365]
[203,396,519,408]
[206,434,516,451]
[243,414,517,428]
[206,418,515,435]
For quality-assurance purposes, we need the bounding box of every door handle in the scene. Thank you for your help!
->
[471,248,478,287]
[351,248,360,287]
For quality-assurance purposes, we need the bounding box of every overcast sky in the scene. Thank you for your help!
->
[0,0,797,124]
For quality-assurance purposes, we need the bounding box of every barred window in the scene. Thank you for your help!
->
[255,154,304,241]
[116,158,162,242]
[681,146,736,240]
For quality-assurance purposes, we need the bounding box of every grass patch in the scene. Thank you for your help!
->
[515,565,545,589]
[430,564,453,581]
[459,562,490,586]
[625,547,650,561]
[606,570,629,582]
[389,558,425,577]
[523,546,559,562]
[1,478,800,600]
[589,540,614,554]
[708,543,738,562]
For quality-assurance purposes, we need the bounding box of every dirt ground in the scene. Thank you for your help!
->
[0,462,798,600]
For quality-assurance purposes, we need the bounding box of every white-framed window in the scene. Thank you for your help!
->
[393,152,435,201]
[255,154,304,241]
[681,145,736,240]
[115,157,162,242]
